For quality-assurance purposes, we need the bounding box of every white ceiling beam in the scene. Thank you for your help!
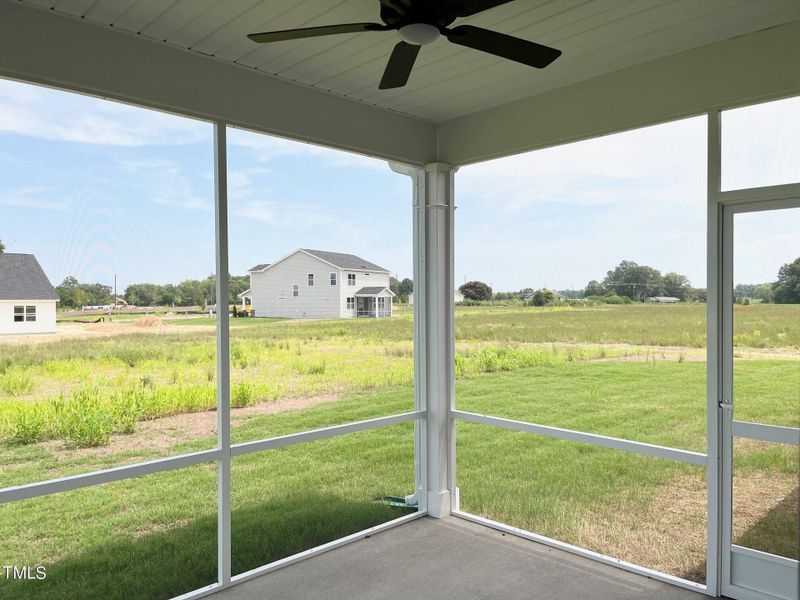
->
[436,20,800,165]
[0,1,437,166]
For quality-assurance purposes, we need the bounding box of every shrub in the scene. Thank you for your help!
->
[56,388,115,447]
[231,382,256,408]
[7,402,48,444]
[112,386,146,433]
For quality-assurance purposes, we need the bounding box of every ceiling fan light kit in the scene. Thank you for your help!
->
[398,23,440,46]
[247,0,562,90]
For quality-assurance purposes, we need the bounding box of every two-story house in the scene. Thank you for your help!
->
[240,249,394,318]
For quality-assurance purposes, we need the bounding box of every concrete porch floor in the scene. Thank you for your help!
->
[211,517,705,600]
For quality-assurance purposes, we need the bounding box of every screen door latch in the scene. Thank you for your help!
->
[719,400,733,411]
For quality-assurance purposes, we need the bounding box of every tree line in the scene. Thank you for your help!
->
[734,258,800,304]
[56,275,250,309]
[584,260,700,302]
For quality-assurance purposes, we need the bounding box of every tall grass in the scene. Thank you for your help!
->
[0,303,796,448]
[0,367,34,396]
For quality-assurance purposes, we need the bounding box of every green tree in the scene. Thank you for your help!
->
[228,275,249,304]
[0,238,5,253]
[73,289,92,308]
[530,289,556,306]
[158,284,179,307]
[734,283,757,300]
[773,257,800,304]
[458,281,492,301]
[584,280,605,297]
[662,272,691,301]
[56,276,80,308]
[81,283,112,305]
[398,278,413,298]
[125,283,159,307]
[689,287,707,303]
[602,261,664,301]
[177,279,205,307]
[755,283,774,303]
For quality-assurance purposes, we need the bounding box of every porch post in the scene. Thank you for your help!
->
[390,161,457,518]
[420,162,457,517]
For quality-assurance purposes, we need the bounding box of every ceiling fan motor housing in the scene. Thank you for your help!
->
[398,23,440,45]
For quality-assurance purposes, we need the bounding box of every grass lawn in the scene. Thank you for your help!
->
[0,303,797,598]
[1,358,798,597]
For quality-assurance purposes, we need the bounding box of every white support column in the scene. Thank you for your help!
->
[214,122,232,586]
[420,162,457,518]
[390,160,458,519]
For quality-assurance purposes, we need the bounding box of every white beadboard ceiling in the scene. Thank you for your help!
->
[17,0,800,123]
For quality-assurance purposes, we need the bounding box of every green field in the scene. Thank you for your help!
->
[0,303,798,599]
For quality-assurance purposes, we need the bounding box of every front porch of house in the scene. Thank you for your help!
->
[354,287,394,318]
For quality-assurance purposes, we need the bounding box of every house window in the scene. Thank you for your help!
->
[377,298,385,309]
[347,297,355,310]
[348,273,356,286]
[13,305,36,323]
[292,285,299,297]
[307,273,314,286]
[330,272,337,286]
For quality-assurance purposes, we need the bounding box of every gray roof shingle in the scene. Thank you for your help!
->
[354,286,390,296]
[302,249,389,272]
[0,254,59,301]
[247,263,271,272]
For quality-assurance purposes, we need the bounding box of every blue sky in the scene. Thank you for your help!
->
[0,77,798,292]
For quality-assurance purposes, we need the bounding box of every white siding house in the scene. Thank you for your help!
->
[241,249,394,319]
[0,253,59,335]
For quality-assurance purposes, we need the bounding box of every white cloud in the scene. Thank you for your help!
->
[115,157,212,211]
[0,186,69,211]
[233,199,342,228]
[0,79,209,146]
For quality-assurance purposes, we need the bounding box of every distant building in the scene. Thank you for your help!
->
[646,296,681,303]
[0,253,59,335]
[408,290,464,305]
[523,290,564,302]
[241,249,394,318]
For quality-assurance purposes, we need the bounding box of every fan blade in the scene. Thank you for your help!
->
[439,0,515,20]
[379,42,421,89]
[248,22,389,43]
[443,25,561,68]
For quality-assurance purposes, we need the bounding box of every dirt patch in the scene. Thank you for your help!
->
[41,392,342,460]
[131,316,165,328]
[132,518,190,539]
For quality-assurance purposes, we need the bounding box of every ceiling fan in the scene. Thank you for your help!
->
[247,0,562,90]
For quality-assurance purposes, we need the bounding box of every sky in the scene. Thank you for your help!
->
[0,78,798,293]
